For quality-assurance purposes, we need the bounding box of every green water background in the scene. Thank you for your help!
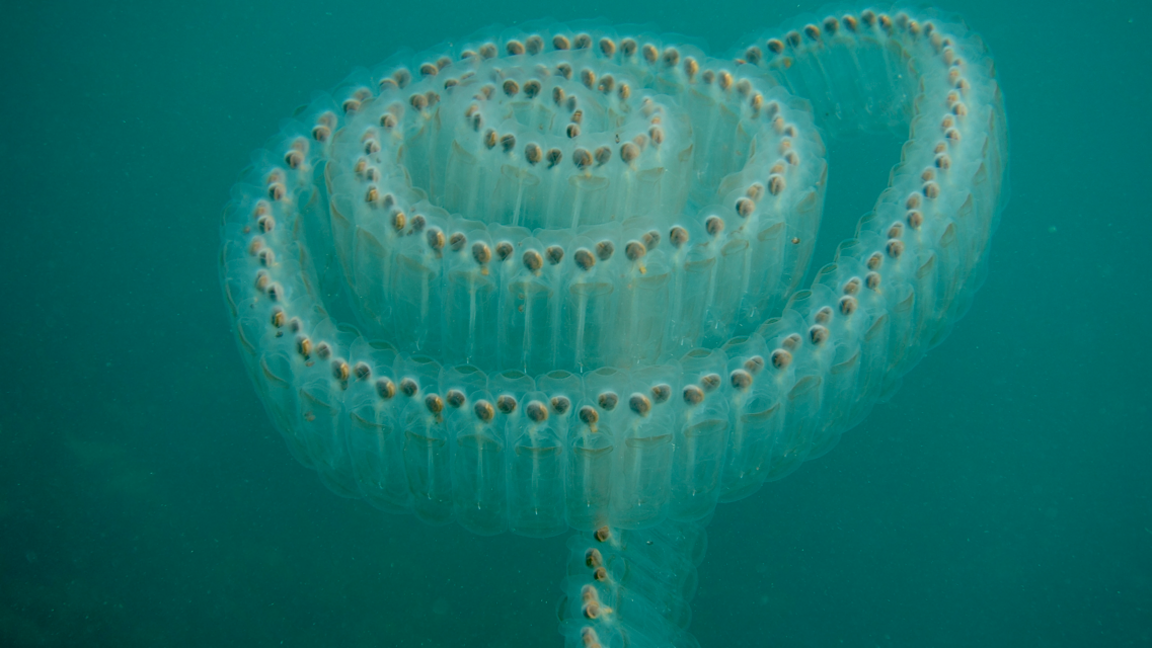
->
[1,0,1149,645]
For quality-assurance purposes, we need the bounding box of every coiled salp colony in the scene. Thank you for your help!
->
[221,8,1006,647]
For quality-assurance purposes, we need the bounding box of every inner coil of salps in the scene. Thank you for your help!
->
[291,29,829,373]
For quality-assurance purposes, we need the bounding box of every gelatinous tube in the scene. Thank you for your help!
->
[221,9,1007,646]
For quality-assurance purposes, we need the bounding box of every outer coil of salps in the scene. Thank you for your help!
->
[220,9,1007,540]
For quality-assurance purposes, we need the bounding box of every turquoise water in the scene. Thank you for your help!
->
[1,0,1149,646]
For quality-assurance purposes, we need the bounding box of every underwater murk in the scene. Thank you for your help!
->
[220,7,1006,646]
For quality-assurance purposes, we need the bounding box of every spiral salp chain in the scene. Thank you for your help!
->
[221,8,1007,537]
